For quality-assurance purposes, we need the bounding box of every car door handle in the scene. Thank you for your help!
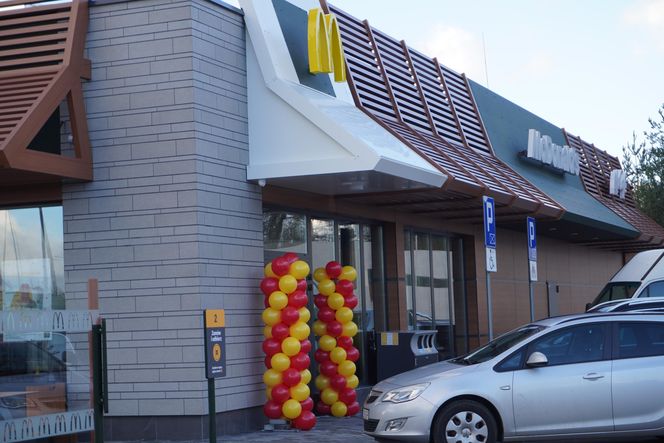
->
[582,373,604,380]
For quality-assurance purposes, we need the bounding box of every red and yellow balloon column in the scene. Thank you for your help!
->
[312,261,361,418]
[261,253,316,431]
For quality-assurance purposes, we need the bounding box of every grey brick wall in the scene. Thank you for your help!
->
[63,0,263,417]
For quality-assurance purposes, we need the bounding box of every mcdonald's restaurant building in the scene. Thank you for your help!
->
[1,0,664,440]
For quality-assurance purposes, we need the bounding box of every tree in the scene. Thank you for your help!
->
[621,104,664,227]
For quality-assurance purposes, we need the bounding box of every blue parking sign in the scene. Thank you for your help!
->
[483,196,496,249]
[527,217,537,261]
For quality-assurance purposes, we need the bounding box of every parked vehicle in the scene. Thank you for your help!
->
[587,297,664,313]
[587,248,664,311]
[363,312,664,443]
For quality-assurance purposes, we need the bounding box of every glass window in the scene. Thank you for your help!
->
[404,232,414,330]
[617,322,664,359]
[263,211,307,254]
[414,233,433,330]
[362,226,386,331]
[339,223,362,318]
[311,218,335,271]
[592,282,640,305]
[461,325,544,365]
[531,324,606,366]
[642,281,664,298]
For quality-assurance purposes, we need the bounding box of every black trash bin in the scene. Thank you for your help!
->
[376,330,438,382]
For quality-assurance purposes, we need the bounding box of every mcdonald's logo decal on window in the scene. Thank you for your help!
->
[307,8,346,82]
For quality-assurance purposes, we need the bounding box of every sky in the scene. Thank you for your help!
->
[236,0,664,158]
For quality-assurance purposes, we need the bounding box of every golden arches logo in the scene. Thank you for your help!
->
[307,8,346,82]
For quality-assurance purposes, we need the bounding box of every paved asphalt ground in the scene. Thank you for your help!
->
[215,415,662,443]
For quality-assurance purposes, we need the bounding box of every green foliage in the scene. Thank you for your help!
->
[622,104,664,227]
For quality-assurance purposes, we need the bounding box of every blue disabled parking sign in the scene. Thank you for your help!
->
[483,196,497,272]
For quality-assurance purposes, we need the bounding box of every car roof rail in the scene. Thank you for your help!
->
[557,311,664,325]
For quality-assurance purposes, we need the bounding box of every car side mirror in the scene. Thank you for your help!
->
[526,351,548,368]
[585,303,592,312]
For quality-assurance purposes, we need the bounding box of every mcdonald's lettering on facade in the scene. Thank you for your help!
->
[307,8,345,82]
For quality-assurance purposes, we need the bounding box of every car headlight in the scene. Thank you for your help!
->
[381,383,429,403]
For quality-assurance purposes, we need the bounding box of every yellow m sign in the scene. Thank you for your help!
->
[307,8,346,82]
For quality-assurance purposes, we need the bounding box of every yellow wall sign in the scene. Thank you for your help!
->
[205,309,225,328]
[307,8,346,82]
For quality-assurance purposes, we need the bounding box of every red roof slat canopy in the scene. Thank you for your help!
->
[565,130,664,251]
[324,1,564,221]
[0,0,91,184]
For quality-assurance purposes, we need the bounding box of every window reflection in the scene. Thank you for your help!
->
[263,211,307,254]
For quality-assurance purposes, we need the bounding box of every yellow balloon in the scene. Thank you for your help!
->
[335,307,353,324]
[318,279,336,296]
[327,293,345,310]
[281,337,301,357]
[339,265,357,282]
[290,383,310,402]
[264,262,277,278]
[330,346,347,364]
[282,399,302,420]
[315,374,330,391]
[338,360,356,377]
[342,321,358,337]
[290,321,310,341]
[268,291,288,310]
[289,260,310,280]
[298,307,311,323]
[321,387,339,406]
[262,308,281,326]
[319,335,337,352]
[279,275,298,294]
[346,374,359,389]
[263,325,273,339]
[263,368,282,387]
[331,401,348,417]
[312,320,327,336]
[271,353,290,372]
[313,267,328,282]
[266,387,272,400]
[300,369,312,385]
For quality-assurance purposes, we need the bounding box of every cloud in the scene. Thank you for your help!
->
[623,0,664,50]
[522,54,554,76]
[416,25,487,82]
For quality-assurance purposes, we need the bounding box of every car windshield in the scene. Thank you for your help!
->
[591,282,640,306]
[454,325,545,365]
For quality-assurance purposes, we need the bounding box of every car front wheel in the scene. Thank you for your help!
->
[432,400,497,443]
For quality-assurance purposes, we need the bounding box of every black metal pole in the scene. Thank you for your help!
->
[208,377,216,443]
[92,324,104,443]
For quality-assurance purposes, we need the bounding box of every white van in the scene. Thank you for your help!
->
[587,248,664,310]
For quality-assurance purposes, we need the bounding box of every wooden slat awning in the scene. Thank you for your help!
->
[0,0,91,183]
[565,130,664,251]
[325,2,564,220]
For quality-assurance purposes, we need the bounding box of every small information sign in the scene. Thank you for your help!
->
[204,309,226,379]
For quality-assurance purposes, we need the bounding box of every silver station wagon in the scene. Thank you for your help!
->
[364,313,664,443]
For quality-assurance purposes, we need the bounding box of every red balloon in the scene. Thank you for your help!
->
[326,321,343,337]
[339,387,357,405]
[260,278,280,296]
[300,397,314,412]
[264,356,272,369]
[320,360,338,377]
[264,400,282,419]
[293,410,316,430]
[343,295,358,309]
[325,261,342,279]
[330,374,347,391]
[272,323,290,341]
[314,295,328,309]
[291,352,310,371]
[297,279,308,292]
[346,346,360,362]
[262,338,281,357]
[272,257,290,276]
[288,291,308,309]
[316,401,331,415]
[272,384,290,404]
[318,307,335,323]
[314,348,330,363]
[282,368,301,387]
[337,336,354,350]
[336,279,354,297]
[281,307,300,326]
[346,401,360,417]
[300,339,312,354]
[283,252,299,264]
